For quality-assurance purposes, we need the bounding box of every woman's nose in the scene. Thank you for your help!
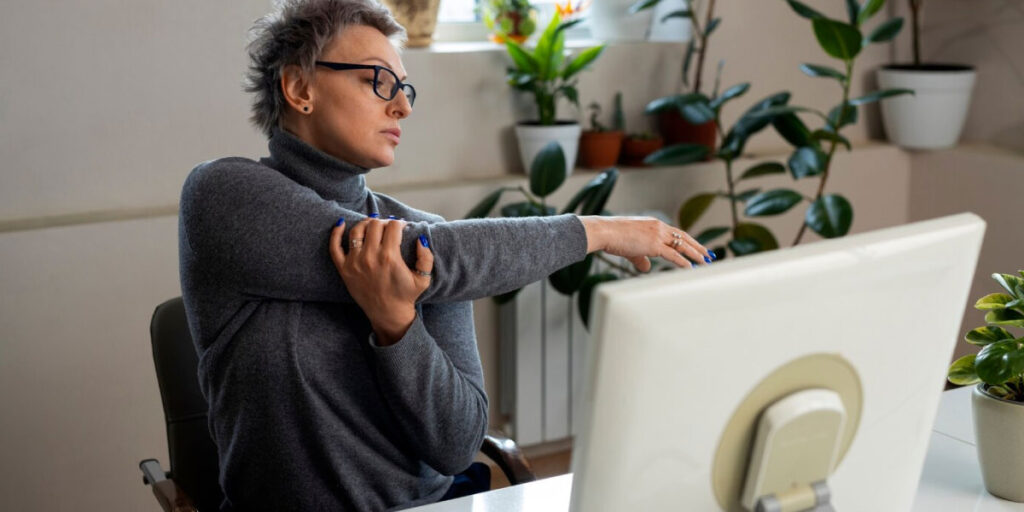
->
[389,91,411,119]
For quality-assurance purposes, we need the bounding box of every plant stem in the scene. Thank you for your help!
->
[910,0,922,67]
[517,185,543,207]
[596,252,639,276]
[792,60,852,246]
[691,0,716,94]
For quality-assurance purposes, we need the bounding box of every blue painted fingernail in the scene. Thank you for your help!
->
[704,256,712,264]
[388,215,397,219]
[709,252,717,261]
[335,217,345,226]
[419,235,429,248]
[369,213,379,218]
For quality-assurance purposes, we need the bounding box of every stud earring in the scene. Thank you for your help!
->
[303,106,310,112]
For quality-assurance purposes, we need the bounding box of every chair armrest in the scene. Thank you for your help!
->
[479,429,536,485]
[140,459,197,512]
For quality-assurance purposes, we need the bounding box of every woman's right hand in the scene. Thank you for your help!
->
[578,216,713,272]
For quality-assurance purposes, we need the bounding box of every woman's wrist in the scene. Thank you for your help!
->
[369,306,417,347]
[579,216,607,254]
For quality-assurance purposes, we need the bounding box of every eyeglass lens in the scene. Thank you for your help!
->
[373,67,415,106]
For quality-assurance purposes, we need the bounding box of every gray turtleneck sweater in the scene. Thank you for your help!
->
[178,129,588,511]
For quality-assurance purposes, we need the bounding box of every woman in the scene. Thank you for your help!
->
[178,0,713,510]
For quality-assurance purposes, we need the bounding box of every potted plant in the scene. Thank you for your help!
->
[578,93,626,169]
[630,0,720,153]
[379,0,443,47]
[505,14,605,176]
[481,0,537,45]
[620,132,663,167]
[876,0,977,149]
[947,270,1024,502]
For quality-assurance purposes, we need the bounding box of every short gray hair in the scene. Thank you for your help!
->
[244,0,407,138]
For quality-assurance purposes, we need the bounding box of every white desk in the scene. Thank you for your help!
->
[411,387,1023,511]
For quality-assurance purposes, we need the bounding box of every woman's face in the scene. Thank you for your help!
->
[306,25,411,168]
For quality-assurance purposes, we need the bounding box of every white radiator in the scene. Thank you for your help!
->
[498,279,591,446]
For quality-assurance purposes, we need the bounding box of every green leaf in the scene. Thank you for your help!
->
[493,287,522,304]
[560,85,580,108]
[705,18,721,37]
[976,293,1016,311]
[745,189,804,217]
[985,309,1024,328]
[994,273,1024,298]
[788,146,827,179]
[849,88,914,106]
[563,169,613,214]
[695,226,730,245]
[578,272,620,328]
[720,92,792,159]
[501,201,555,217]
[734,222,779,251]
[679,100,716,125]
[865,17,904,44]
[811,129,852,151]
[728,238,761,256]
[709,83,750,111]
[465,188,504,218]
[549,254,594,295]
[660,9,693,22]
[805,194,853,238]
[966,326,1015,346]
[976,338,1024,386]
[845,0,860,25]
[734,188,762,202]
[563,45,606,80]
[529,141,567,197]
[644,143,709,166]
[800,63,847,82]
[786,0,824,19]
[628,0,660,14]
[681,39,696,89]
[857,0,886,25]
[827,102,858,131]
[505,41,539,73]
[812,18,863,61]
[985,385,1014,399]
[773,113,815,148]
[677,193,717,231]
[740,162,786,180]
[947,354,981,386]
[580,168,619,215]
[534,14,560,79]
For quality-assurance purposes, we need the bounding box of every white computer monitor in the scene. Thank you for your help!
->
[570,213,986,511]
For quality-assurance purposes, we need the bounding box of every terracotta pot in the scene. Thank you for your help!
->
[578,131,625,169]
[488,33,529,45]
[380,0,442,47]
[972,384,1024,502]
[656,110,716,156]
[619,136,664,167]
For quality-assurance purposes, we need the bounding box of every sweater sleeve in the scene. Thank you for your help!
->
[368,301,487,475]
[180,159,588,304]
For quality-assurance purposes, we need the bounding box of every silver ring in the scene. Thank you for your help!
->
[416,270,433,277]
[671,239,682,247]
[672,232,683,239]
[350,238,364,249]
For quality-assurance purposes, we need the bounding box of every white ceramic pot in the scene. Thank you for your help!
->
[972,384,1024,502]
[876,65,976,150]
[514,123,581,177]
[588,0,654,42]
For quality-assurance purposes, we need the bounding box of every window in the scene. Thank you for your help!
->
[435,0,592,43]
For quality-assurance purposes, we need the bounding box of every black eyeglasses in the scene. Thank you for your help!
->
[314,61,416,107]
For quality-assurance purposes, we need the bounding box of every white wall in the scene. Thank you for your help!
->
[0,0,1000,509]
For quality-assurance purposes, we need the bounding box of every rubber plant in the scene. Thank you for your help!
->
[464,141,622,327]
[742,0,912,246]
[948,271,1024,402]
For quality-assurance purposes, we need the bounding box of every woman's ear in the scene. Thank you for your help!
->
[281,64,314,114]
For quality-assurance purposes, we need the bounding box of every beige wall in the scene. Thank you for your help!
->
[0,0,1013,510]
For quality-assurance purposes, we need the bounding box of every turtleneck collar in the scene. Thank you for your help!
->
[260,128,371,208]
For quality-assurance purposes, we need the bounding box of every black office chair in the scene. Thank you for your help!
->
[140,297,536,512]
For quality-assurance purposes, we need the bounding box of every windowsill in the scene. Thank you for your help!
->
[410,39,685,54]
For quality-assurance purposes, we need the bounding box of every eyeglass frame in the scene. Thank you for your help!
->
[313,61,416,107]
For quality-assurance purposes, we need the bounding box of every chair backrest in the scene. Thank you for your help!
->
[150,297,224,511]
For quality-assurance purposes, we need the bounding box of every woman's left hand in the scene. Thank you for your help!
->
[329,218,434,346]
